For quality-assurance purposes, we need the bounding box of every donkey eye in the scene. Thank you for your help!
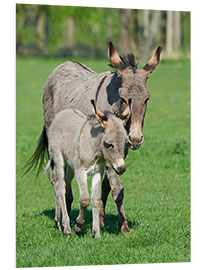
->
[144,98,150,104]
[104,142,114,149]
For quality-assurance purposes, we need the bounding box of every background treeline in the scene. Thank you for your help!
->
[16,4,190,60]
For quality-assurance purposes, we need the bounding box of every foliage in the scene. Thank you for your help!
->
[16,4,190,57]
[16,56,190,267]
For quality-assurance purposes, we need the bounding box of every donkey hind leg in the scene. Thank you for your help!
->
[74,169,90,234]
[51,156,71,237]
[91,172,103,238]
[65,164,74,215]
[105,163,130,233]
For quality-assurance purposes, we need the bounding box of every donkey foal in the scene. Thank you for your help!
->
[45,100,130,238]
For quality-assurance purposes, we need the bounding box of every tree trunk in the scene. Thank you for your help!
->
[143,10,149,39]
[141,10,161,61]
[36,14,44,50]
[67,17,74,47]
[106,11,112,42]
[44,14,49,54]
[166,11,173,57]
[119,9,132,53]
[174,11,181,50]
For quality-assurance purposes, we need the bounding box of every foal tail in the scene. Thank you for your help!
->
[23,126,49,179]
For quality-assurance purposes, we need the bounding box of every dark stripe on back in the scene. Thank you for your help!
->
[72,109,86,119]
[95,75,107,104]
[72,61,94,73]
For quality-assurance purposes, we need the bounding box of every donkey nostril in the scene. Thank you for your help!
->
[139,136,144,144]
[129,135,143,144]
[117,165,126,175]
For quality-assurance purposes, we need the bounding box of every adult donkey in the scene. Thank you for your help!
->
[38,41,162,232]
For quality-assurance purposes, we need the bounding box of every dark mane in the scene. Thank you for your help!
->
[109,53,138,73]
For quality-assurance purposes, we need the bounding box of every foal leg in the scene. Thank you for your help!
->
[74,169,90,234]
[65,165,74,214]
[91,172,102,238]
[52,154,71,237]
[50,170,62,230]
[103,163,130,232]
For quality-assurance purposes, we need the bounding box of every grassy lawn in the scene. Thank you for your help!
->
[16,56,190,267]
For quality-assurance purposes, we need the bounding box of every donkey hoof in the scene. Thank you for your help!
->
[121,223,131,233]
[74,224,82,234]
[99,216,104,227]
[94,234,101,239]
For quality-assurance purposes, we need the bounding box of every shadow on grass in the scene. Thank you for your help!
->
[41,208,139,236]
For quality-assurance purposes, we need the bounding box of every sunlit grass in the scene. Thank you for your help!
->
[16,56,190,267]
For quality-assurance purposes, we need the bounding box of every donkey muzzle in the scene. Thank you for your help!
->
[113,159,126,175]
[128,135,144,150]
[116,164,126,175]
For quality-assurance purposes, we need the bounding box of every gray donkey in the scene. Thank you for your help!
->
[44,100,130,238]
[26,41,161,232]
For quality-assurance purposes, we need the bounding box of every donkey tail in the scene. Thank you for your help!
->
[23,126,49,178]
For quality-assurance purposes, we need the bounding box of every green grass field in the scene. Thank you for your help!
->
[16,56,190,267]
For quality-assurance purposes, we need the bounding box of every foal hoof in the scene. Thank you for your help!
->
[66,233,71,238]
[92,231,101,239]
[121,222,131,233]
[56,221,62,231]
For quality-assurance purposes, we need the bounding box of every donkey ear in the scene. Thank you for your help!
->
[141,46,162,77]
[108,41,128,76]
[91,100,108,127]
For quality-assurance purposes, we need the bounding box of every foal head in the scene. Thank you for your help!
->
[91,99,130,175]
[108,41,162,150]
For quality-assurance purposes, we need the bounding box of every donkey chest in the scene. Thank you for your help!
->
[84,158,104,176]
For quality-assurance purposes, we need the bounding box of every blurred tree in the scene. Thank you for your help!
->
[106,9,112,41]
[182,12,190,53]
[66,17,74,47]
[143,10,149,40]
[166,10,173,57]
[174,11,181,50]
[141,10,161,61]
[119,8,132,53]
[36,13,44,50]
[16,4,190,58]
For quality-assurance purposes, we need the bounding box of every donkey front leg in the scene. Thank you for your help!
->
[74,169,90,234]
[102,163,130,232]
[91,172,103,238]
[100,175,111,227]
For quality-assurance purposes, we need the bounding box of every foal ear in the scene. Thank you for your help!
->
[91,100,108,127]
[108,41,128,76]
[141,46,162,77]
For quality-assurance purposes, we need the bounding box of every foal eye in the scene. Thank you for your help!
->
[104,142,114,149]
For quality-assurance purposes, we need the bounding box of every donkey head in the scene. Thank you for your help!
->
[108,41,162,150]
[91,100,130,175]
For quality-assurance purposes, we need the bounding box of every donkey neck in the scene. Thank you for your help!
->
[77,115,104,168]
[96,72,122,117]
